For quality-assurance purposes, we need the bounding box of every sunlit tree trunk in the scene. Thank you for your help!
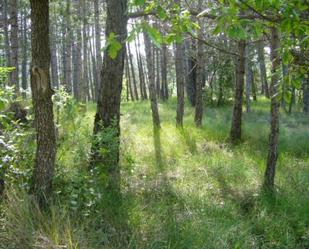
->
[264,27,280,190]
[257,40,269,98]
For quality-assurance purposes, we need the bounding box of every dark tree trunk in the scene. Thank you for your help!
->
[195,28,204,127]
[143,30,161,128]
[264,27,280,190]
[161,42,168,100]
[91,0,128,193]
[230,40,246,143]
[30,0,56,206]
[257,40,269,98]
[9,0,19,94]
[175,42,185,127]
[155,47,161,99]
[82,0,90,101]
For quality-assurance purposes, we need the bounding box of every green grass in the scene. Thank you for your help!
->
[1,98,309,249]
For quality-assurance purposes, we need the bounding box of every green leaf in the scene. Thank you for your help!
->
[133,0,145,6]
[106,32,122,59]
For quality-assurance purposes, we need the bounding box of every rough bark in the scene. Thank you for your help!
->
[9,0,19,94]
[143,30,161,128]
[264,27,280,190]
[257,40,269,98]
[30,0,56,206]
[92,0,128,192]
[230,40,246,143]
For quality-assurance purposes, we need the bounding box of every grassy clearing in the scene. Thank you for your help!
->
[1,98,308,249]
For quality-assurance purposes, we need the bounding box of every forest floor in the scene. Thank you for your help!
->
[1,98,309,249]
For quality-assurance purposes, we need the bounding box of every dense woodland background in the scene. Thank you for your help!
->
[0,0,308,248]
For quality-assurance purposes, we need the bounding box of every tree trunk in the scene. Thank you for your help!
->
[257,40,269,98]
[127,43,139,100]
[125,53,134,101]
[143,30,161,128]
[82,0,90,101]
[9,0,19,94]
[65,0,72,94]
[230,40,246,143]
[175,42,185,127]
[30,0,56,206]
[21,8,28,97]
[264,27,280,190]
[3,0,11,73]
[195,27,204,127]
[91,0,128,193]
[161,42,168,100]
[245,45,252,113]
[187,39,196,107]
[136,35,148,100]
[51,24,59,89]
[94,0,102,100]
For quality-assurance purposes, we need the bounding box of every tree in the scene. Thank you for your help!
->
[264,27,280,190]
[30,0,57,206]
[91,0,128,192]
[257,40,269,98]
[175,41,185,127]
[230,40,246,143]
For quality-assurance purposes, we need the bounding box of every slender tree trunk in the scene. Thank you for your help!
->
[303,77,309,113]
[245,45,252,113]
[161,42,168,100]
[135,37,145,100]
[51,24,59,89]
[127,43,139,100]
[187,39,197,107]
[91,0,128,193]
[82,0,90,101]
[175,41,185,127]
[125,54,134,101]
[30,0,56,206]
[94,0,102,100]
[155,47,161,99]
[9,0,19,94]
[3,0,11,73]
[264,27,280,190]
[230,40,246,143]
[21,8,28,97]
[257,40,269,98]
[65,0,72,94]
[136,35,148,99]
[143,29,160,128]
[195,26,204,127]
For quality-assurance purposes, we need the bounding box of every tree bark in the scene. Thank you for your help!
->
[230,40,246,143]
[161,42,168,100]
[264,27,280,190]
[195,26,204,127]
[91,0,128,193]
[143,29,161,128]
[9,0,19,94]
[187,39,196,107]
[3,0,11,73]
[30,0,56,206]
[82,0,90,101]
[127,43,139,100]
[94,0,102,100]
[65,0,72,94]
[175,41,185,127]
[21,7,28,97]
[245,45,252,113]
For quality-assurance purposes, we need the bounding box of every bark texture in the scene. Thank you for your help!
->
[92,0,128,192]
[30,0,56,206]
[264,27,280,190]
[175,42,185,127]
